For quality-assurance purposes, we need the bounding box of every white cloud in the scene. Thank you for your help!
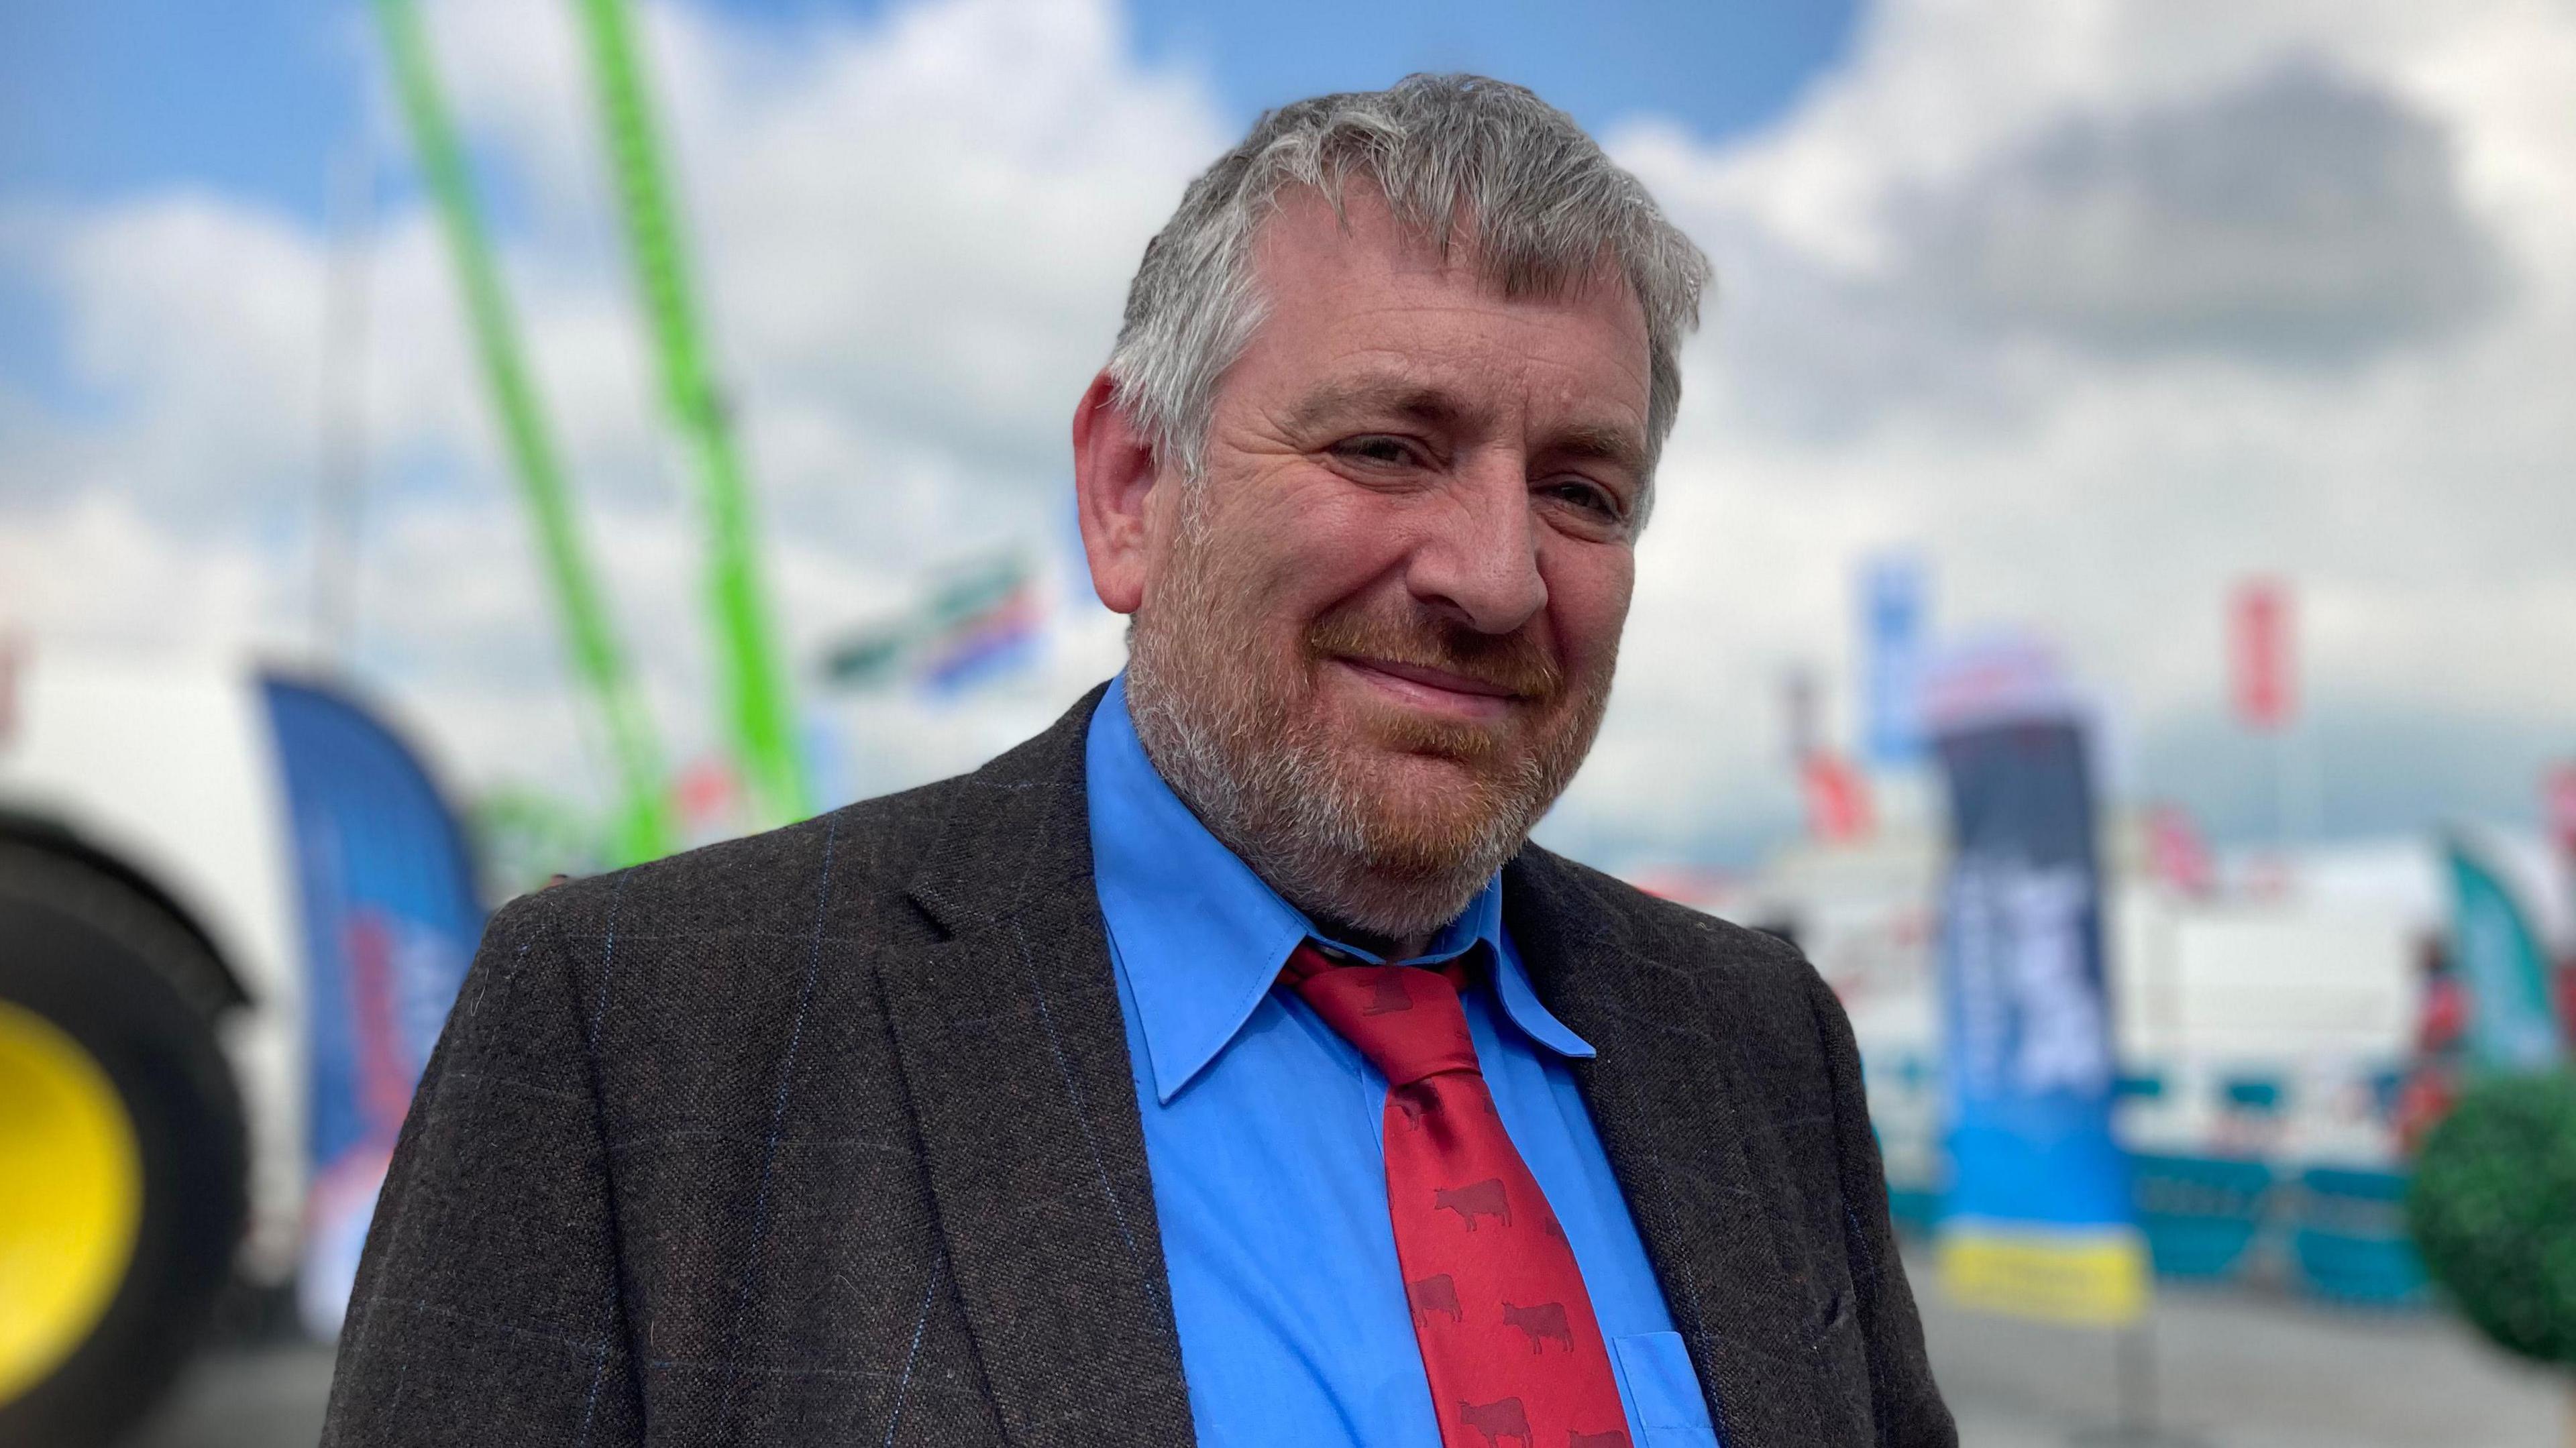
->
[4,0,2573,865]
[1549,0,2576,859]
[1897,62,2503,365]
[0,491,278,651]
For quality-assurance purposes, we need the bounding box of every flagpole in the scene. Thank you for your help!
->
[2275,724,2295,852]
[2116,1318,2153,1439]
[2073,1317,2208,1447]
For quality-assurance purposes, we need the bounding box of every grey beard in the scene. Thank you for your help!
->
[1125,643,1535,942]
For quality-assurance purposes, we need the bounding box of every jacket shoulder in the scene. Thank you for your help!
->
[1517,844,1815,983]
[515,773,968,940]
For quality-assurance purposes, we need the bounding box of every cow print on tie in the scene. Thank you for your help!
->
[1409,1273,1464,1325]
[1501,1300,1574,1355]
[1279,945,1631,1448]
[1458,1396,1532,1448]
[1433,1178,1512,1231]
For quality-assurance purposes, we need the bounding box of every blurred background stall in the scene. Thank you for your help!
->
[3,0,2574,1444]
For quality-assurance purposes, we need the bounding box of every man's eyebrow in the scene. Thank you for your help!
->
[1546,422,1649,480]
[1285,374,1463,435]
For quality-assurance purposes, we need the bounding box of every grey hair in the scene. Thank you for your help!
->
[1106,74,1712,516]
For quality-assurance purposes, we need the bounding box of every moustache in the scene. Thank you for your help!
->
[1303,608,1564,703]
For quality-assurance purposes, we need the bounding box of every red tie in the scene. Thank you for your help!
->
[1282,943,1632,1448]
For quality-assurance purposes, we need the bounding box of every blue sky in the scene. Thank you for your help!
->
[0,0,1855,221]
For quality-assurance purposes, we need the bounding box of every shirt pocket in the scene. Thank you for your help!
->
[1613,1331,1721,1448]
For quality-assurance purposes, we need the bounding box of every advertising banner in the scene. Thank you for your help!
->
[1924,637,2147,1326]
[263,676,484,1338]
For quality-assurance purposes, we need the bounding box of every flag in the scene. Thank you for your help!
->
[262,676,483,1338]
[2231,579,2293,731]
[816,551,1045,697]
[1861,553,1929,766]
[819,625,911,689]
[917,562,1043,695]
[1802,752,1874,843]
[2143,803,2215,896]
[2545,763,2576,860]
[1923,634,2147,1327]
[2445,837,2564,1075]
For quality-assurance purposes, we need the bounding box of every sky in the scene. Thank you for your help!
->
[0,1,1854,219]
[3,0,2573,871]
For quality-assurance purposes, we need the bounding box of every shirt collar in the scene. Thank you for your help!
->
[1086,673,1594,1105]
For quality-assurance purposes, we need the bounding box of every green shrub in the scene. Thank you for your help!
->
[2408,1070,2576,1368]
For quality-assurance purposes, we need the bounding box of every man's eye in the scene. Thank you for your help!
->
[1548,480,1621,519]
[1334,436,1415,466]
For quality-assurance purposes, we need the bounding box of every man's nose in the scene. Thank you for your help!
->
[1405,457,1548,635]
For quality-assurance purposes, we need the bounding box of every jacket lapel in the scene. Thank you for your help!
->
[878,684,1194,1446]
[1505,848,1838,1448]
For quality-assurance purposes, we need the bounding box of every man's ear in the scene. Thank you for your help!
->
[1072,369,1161,616]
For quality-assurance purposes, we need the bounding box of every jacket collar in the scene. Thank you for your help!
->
[882,680,1197,1447]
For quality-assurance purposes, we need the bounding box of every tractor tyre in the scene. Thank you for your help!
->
[0,842,248,1448]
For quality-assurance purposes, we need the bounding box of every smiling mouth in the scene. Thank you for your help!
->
[1332,655,1528,720]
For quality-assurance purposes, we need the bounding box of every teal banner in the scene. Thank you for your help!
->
[2446,838,2564,1075]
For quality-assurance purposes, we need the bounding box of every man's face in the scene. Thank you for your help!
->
[1108,185,1651,936]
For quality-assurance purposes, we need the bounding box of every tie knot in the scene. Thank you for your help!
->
[1281,943,1482,1087]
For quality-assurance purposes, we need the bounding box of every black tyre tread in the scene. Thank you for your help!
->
[0,840,240,1021]
[0,840,250,1448]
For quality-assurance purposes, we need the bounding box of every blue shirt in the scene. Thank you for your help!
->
[1086,676,1721,1448]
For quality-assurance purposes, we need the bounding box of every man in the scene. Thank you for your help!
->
[323,75,1951,1448]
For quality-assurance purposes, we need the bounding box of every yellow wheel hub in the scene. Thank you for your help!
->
[0,999,142,1406]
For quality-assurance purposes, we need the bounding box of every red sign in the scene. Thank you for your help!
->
[2144,803,2215,896]
[1801,752,1874,844]
[673,755,740,836]
[2232,579,2294,730]
[2546,763,2576,857]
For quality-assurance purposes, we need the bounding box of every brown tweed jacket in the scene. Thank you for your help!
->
[320,683,1953,1447]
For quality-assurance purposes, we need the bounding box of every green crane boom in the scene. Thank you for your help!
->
[572,0,814,830]
[373,0,678,865]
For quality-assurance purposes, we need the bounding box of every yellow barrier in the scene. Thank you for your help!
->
[1939,1223,2151,1327]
